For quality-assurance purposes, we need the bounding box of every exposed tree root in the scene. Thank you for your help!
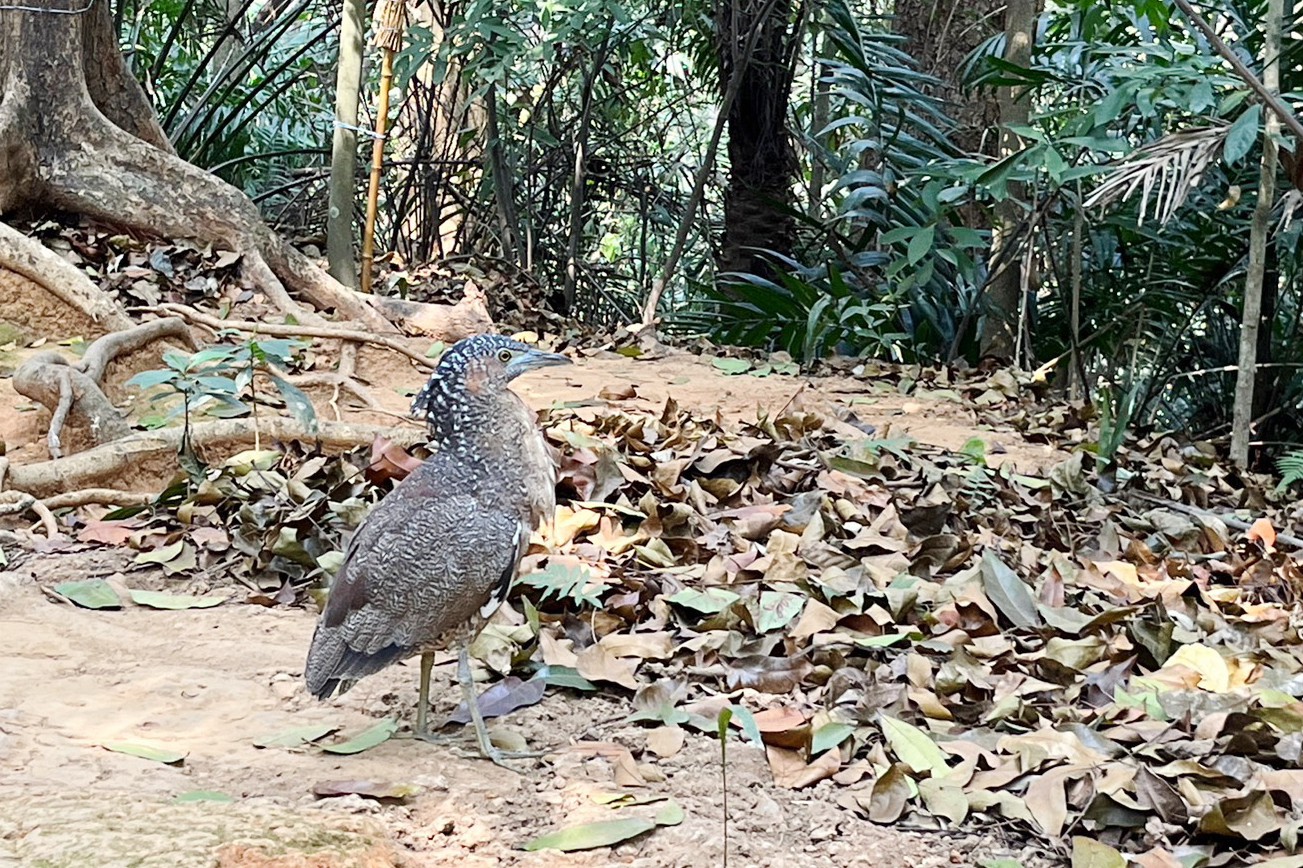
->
[41,488,154,509]
[0,220,133,333]
[12,317,197,457]
[0,490,59,538]
[3,419,425,499]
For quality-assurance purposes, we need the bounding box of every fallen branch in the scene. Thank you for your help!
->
[156,303,438,371]
[5,417,426,498]
[1130,491,1303,549]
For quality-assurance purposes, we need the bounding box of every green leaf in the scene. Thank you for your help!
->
[321,719,398,755]
[54,579,121,609]
[727,705,762,745]
[1223,105,1261,165]
[654,800,685,826]
[103,741,187,764]
[979,550,1042,629]
[756,591,804,633]
[712,357,752,375]
[135,540,186,565]
[253,723,339,749]
[523,818,656,852]
[811,722,855,755]
[126,369,177,390]
[665,587,739,614]
[269,374,318,434]
[535,665,599,691]
[174,790,234,803]
[906,225,935,265]
[878,714,950,776]
[129,589,226,610]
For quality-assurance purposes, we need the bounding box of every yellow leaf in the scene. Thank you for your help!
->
[1162,644,1230,693]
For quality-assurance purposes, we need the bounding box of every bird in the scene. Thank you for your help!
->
[304,334,570,765]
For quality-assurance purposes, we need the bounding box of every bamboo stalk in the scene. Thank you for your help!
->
[359,0,407,295]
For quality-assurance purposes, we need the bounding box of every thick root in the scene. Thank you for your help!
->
[3,418,426,499]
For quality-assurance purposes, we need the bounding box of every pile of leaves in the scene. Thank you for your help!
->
[41,364,1303,866]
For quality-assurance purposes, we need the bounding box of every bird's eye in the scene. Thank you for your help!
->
[498,348,513,362]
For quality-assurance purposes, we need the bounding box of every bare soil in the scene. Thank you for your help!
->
[0,352,1060,867]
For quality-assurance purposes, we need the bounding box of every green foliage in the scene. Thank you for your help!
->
[1278,450,1303,490]
[127,337,316,475]
[122,0,334,199]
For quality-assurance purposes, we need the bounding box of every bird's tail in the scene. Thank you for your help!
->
[304,624,408,700]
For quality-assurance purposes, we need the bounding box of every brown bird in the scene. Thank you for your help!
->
[304,334,569,764]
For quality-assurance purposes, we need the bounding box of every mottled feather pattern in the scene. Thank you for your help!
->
[304,335,563,700]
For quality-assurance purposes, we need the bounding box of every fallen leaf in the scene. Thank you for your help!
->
[646,726,686,759]
[128,589,227,610]
[868,762,911,823]
[103,741,186,764]
[523,818,656,852]
[321,719,398,755]
[53,579,121,609]
[253,723,338,748]
[766,744,840,789]
[312,780,421,801]
[980,550,1043,629]
[1070,838,1125,868]
[174,790,233,803]
[449,676,546,723]
[878,714,950,776]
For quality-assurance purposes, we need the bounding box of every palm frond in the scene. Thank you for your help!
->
[1083,125,1228,227]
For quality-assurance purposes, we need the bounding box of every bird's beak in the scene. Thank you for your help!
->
[513,348,572,373]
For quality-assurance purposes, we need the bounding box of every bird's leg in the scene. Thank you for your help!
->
[457,644,542,770]
[415,651,434,738]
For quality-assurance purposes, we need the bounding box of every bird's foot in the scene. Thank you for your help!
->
[451,741,547,772]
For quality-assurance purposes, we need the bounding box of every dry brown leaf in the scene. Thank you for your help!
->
[646,726,685,759]
[599,631,674,660]
[574,644,641,690]
[766,745,840,789]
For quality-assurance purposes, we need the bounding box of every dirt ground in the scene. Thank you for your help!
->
[0,351,1059,867]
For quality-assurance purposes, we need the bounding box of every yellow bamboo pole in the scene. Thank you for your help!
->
[359,0,407,295]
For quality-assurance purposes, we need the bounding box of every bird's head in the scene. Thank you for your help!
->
[410,334,570,425]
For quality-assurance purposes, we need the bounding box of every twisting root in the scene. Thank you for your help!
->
[0,491,60,539]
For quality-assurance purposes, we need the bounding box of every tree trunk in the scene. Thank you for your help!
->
[0,0,399,334]
[892,0,1002,229]
[980,0,1040,361]
[326,0,366,287]
[1229,0,1282,468]
[717,0,803,277]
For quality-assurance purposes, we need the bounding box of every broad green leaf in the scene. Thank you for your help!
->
[906,225,935,265]
[654,800,685,826]
[979,550,1042,629]
[253,723,339,748]
[129,589,226,610]
[54,579,121,610]
[321,719,398,755]
[728,705,762,745]
[126,369,177,390]
[711,357,751,375]
[269,374,318,434]
[878,714,950,775]
[174,790,233,803]
[135,540,185,565]
[811,722,854,755]
[665,587,739,614]
[536,665,598,691]
[1223,105,1261,165]
[103,741,187,764]
[523,818,656,852]
[756,591,803,633]
[1070,838,1125,868]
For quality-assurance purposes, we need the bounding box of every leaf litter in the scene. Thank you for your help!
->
[36,351,1303,864]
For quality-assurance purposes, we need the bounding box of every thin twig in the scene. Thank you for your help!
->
[156,303,437,371]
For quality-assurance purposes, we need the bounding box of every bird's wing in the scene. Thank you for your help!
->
[321,491,524,656]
